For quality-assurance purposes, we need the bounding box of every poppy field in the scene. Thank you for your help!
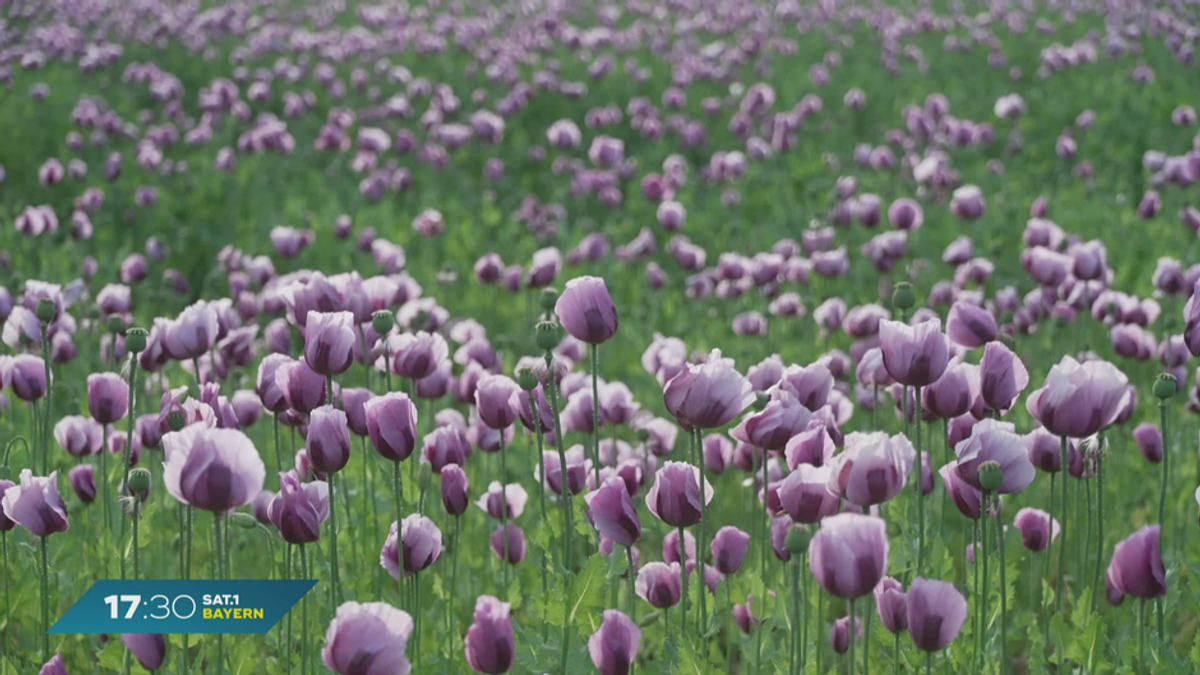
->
[3,0,1200,673]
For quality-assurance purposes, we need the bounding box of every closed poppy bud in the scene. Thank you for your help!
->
[69,465,96,503]
[88,372,129,424]
[907,578,968,652]
[710,526,751,574]
[304,311,357,376]
[1013,507,1059,552]
[121,633,166,670]
[306,406,351,474]
[464,595,515,674]
[808,513,889,599]
[364,393,419,463]
[586,476,641,546]
[322,602,414,675]
[874,577,908,633]
[490,523,526,563]
[636,562,682,609]
[554,276,619,344]
[1132,423,1163,463]
[588,610,641,675]
[441,464,470,516]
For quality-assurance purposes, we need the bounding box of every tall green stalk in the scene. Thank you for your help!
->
[915,385,925,574]
[997,492,1009,675]
[1057,436,1069,613]
[693,428,708,633]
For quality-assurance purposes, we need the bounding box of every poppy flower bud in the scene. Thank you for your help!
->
[978,461,1004,493]
[418,460,433,492]
[125,327,148,353]
[1153,373,1177,400]
[535,321,561,351]
[35,297,57,322]
[892,282,916,311]
[371,310,395,335]
[539,287,559,312]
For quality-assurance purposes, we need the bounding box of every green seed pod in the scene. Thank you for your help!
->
[535,321,561,351]
[106,315,124,334]
[127,468,152,493]
[1153,373,1178,401]
[978,461,1004,493]
[168,411,186,432]
[637,611,661,627]
[372,310,396,335]
[785,525,812,554]
[35,298,57,322]
[516,368,538,392]
[891,282,916,311]
[124,327,148,354]
[538,287,559,312]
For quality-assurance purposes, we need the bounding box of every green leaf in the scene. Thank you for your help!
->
[97,639,124,671]
[676,638,707,675]
[566,553,607,633]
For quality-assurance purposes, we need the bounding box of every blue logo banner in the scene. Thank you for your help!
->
[49,580,316,634]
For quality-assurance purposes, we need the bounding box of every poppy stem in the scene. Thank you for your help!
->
[894,630,901,670]
[863,594,872,675]
[915,386,924,574]
[2,532,8,675]
[802,552,809,671]
[101,423,112,537]
[997,492,1008,675]
[981,495,990,671]
[301,543,311,675]
[590,344,602,490]
[790,555,801,675]
[449,516,461,659]
[694,428,707,633]
[816,590,824,675]
[849,597,857,675]
[1091,454,1105,614]
[215,514,225,675]
[273,415,283,489]
[545,365,572,571]
[133,498,140,581]
[500,432,509,593]
[679,524,689,639]
[926,649,932,675]
[392,460,404,608]
[40,323,51,475]
[328,470,341,606]
[529,393,548,524]
[1139,599,1146,670]
[40,535,49,661]
[1157,401,1169,643]
[1057,436,1068,614]
[1046,470,1055,648]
